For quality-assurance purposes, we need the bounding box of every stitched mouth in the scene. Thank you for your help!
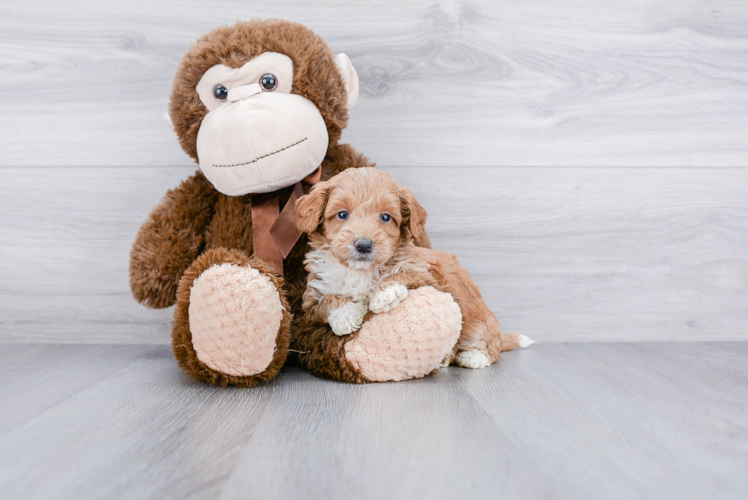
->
[212,137,308,168]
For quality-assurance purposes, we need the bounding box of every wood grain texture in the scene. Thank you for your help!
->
[0,342,745,499]
[0,345,275,500]
[0,344,156,434]
[1,0,747,167]
[1,166,746,343]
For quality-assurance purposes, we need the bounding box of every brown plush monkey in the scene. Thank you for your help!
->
[130,20,463,386]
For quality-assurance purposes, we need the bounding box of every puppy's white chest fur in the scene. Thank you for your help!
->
[306,249,378,303]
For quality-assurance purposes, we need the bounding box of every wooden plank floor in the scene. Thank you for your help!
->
[0,342,745,499]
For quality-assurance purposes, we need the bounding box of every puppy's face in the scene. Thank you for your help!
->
[296,168,427,269]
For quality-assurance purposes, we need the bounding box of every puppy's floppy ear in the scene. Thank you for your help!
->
[400,187,428,239]
[295,181,331,234]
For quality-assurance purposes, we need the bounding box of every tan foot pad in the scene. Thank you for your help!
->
[189,264,283,377]
[345,286,462,382]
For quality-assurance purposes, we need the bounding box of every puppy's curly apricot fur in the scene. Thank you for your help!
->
[296,168,528,372]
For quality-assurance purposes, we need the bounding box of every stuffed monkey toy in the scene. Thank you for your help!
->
[130,20,463,386]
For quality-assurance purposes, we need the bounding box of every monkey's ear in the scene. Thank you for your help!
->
[295,181,331,234]
[400,187,428,240]
[163,112,178,138]
[335,53,359,108]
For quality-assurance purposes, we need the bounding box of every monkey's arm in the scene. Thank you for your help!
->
[129,171,218,309]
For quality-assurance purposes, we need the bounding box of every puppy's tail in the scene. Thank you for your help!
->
[500,334,535,352]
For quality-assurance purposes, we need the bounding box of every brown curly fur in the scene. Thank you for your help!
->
[129,172,218,309]
[130,20,379,386]
[292,322,370,384]
[291,170,441,383]
[294,168,518,381]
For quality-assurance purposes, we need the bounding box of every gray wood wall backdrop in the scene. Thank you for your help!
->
[1,0,747,344]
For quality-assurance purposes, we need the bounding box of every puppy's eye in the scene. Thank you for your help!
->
[260,73,278,91]
[213,84,228,101]
[380,214,392,223]
[337,211,349,221]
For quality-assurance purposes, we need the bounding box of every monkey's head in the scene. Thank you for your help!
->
[167,20,359,197]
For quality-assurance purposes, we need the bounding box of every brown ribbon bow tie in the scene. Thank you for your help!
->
[250,166,322,275]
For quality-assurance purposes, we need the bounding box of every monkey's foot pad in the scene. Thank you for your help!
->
[345,286,462,382]
[189,263,284,376]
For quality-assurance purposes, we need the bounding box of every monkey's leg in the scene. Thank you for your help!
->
[295,286,462,383]
[172,248,291,387]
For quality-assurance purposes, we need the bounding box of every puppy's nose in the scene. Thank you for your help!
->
[354,238,373,254]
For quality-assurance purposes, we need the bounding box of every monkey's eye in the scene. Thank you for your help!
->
[212,84,228,101]
[380,214,392,223]
[260,73,278,91]
[337,211,349,221]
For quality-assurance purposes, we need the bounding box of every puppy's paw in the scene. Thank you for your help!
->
[328,301,367,336]
[369,284,408,314]
[455,350,491,369]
